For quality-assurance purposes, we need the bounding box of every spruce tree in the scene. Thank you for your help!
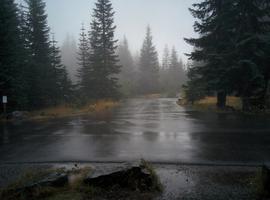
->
[0,0,28,109]
[77,24,91,98]
[139,26,160,94]
[160,45,170,93]
[186,0,270,110]
[89,0,121,99]
[50,35,72,104]
[25,0,54,107]
[230,0,270,110]
[185,0,236,108]
[117,37,136,96]
[168,48,186,94]
[61,34,78,83]
[162,45,170,70]
[183,62,208,104]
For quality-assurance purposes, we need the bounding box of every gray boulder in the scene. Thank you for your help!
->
[84,166,155,192]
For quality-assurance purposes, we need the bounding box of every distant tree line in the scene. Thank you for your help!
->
[160,45,186,97]
[1,0,187,112]
[78,20,187,99]
[184,0,270,111]
[115,26,187,98]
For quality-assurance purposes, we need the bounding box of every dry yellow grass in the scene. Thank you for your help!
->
[194,96,242,111]
[80,100,119,113]
[30,100,119,121]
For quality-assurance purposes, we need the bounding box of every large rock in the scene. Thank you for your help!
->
[84,166,155,192]
[16,172,68,193]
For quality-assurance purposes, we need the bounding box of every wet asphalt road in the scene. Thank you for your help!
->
[0,98,270,165]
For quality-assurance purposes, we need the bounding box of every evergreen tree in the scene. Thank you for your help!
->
[230,0,270,110]
[183,61,208,104]
[89,0,121,99]
[160,47,186,96]
[162,45,170,70]
[18,4,33,107]
[24,0,54,108]
[50,35,73,104]
[61,34,78,83]
[186,0,270,111]
[160,45,170,93]
[185,0,236,109]
[117,36,136,97]
[0,0,28,109]
[77,24,91,98]
[139,26,160,94]
[167,47,186,94]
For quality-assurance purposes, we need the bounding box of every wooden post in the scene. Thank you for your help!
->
[3,103,7,119]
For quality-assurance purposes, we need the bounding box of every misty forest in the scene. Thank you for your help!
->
[0,0,187,111]
[2,1,270,199]
[1,0,270,112]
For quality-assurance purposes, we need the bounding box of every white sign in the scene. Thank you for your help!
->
[2,96,7,104]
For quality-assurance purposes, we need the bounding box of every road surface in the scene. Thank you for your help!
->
[1,98,270,165]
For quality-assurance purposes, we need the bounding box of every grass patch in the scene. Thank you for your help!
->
[180,96,242,112]
[28,100,119,121]
[3,168,66,190]
[140,159,163,192]
[0,168,66,200]
[0,167,93,200]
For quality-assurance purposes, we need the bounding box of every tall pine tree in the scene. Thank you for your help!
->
[0,0,28,109]
[230,0,270,110]
[25,0,54,108]
[185,0,236,108]
[167,47,186,94]
[162,45,170,70]
[50,34,72,104]
[88,0,121,99]
[117,37,136,97]
[139,26,159,94]
[61,34,78,83]
[77,24,91,98]
[160,45,170,93]
[186,0,270,110]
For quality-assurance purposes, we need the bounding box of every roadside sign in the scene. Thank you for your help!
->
[2,96,7,104]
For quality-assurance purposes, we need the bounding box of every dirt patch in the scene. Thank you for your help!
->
[1,100,120,122]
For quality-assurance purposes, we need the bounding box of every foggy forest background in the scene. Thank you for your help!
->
[1,0,270,112]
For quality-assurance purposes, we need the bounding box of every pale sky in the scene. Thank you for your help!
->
[17,0,199,62]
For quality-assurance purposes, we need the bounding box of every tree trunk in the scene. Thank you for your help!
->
[216,91,227,109]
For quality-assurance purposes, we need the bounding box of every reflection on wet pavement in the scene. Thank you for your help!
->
[1,98,270,164]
